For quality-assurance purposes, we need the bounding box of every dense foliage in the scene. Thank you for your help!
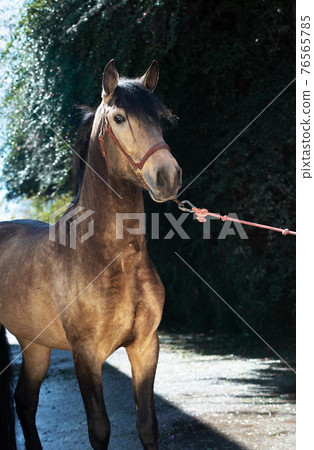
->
[0,0,295,342]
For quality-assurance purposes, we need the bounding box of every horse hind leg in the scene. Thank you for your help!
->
[14,338,51,450]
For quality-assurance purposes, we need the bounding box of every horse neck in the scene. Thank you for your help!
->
[77,133,145,244]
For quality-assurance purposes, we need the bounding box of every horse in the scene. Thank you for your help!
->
[0,59,182,449]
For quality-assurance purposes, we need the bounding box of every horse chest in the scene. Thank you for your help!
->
[96,254,165,345]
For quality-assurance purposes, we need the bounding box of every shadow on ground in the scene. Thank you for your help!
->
[222,366,296,400]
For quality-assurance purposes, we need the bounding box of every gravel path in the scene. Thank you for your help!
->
[9,333,295,449]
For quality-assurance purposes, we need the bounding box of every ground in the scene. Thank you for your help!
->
[10,333,295,449]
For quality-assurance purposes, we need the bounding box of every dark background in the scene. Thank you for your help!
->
[1,0,296,347]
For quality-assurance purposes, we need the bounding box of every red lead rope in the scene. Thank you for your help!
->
[174,200,296,236]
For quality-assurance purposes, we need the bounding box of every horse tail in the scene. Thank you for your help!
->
[0,325,16,449]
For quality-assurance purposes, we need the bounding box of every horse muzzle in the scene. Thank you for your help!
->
[143,158,182,203]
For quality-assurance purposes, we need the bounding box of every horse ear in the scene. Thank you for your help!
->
[102,59,119,97]
[139,60,159,92]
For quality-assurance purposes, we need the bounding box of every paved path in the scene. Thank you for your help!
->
[10,334,295,449]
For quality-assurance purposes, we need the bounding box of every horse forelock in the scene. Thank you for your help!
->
[108,78,174,126]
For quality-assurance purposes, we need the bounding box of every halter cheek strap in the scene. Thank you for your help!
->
[98,133,111,168]
[98,118,171,190]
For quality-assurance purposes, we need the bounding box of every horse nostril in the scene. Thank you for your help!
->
[156,170,166,188]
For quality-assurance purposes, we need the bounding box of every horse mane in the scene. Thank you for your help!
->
[73,105,95,193]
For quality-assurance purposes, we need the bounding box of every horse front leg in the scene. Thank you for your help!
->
[126,332,159,450]
[72,345,110,450]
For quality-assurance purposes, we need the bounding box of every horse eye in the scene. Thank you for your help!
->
[114,114,125,124]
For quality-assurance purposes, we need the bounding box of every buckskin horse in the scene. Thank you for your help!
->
[0,60,182,449]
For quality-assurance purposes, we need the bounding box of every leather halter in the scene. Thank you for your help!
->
[98,113,170,190]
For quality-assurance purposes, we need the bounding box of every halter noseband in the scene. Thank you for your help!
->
[98,113,171,190]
